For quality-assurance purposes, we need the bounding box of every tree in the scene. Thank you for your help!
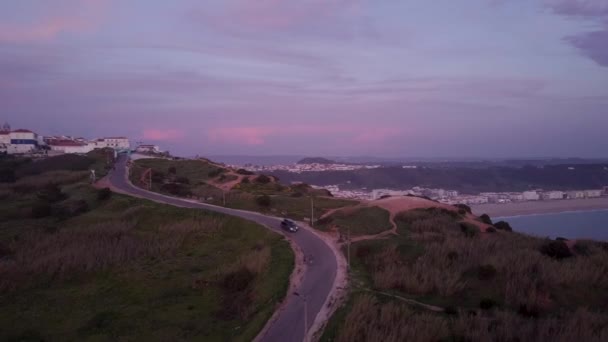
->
[540,240,573,260]
[494,221,513,232]
[256,195,271,207]
[479,214,493,225]
[97,187,112,201]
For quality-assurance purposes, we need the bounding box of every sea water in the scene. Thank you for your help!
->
[498,210,608,241]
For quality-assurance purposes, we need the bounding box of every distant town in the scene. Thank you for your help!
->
[234,161,608,205]
[3,124,607,206]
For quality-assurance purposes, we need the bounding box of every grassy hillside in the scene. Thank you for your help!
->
[316,206,393,236]
[129,158,358,221]
[0,155,294,341]
[322,209,608,341]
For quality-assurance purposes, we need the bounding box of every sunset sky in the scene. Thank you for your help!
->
[1,0,607,157]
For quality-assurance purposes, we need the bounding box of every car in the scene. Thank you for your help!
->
[280,219,299,232]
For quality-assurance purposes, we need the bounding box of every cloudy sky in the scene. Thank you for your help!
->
[1,0,607,157]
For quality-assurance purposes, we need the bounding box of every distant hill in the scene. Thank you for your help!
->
[297,157,336,165]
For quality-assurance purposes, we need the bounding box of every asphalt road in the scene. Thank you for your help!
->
[109,155,337,342]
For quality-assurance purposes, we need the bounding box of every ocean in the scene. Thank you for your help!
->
[499,209,608,241]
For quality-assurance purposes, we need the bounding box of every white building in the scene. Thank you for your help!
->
[567,190,585,199]
[445,190,459,198]
[508,193,525,201]
[93,137,130,150]
[541,191,564,200]
[135,144,160,153]
[7,129,38,154]
[371,189,414,200]
[48,140,93,154]
[584,190,602,198]
[523,191,540,201]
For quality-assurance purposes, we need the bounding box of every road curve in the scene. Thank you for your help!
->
[108,155,337,342]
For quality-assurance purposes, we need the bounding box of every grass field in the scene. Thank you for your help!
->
[321,208,608,341]
[0,155,294,341]
[316,206,393,236]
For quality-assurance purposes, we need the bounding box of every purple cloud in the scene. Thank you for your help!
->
[565,30,608,66]
[545,0,608,19]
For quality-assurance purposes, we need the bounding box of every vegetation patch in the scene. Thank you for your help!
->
[316,206,393,236]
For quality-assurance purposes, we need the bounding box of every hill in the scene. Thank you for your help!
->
[0,155,293,341]
[297,157,337,165]
[322,199,608,341]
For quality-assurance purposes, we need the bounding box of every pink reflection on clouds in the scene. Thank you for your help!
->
[0,0,109,43]
[208,124,403,146]
[142,129,185,141]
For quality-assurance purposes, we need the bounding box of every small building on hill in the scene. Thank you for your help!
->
[48,140,92,154]
[7,129,38,154]
[135,144,161,153]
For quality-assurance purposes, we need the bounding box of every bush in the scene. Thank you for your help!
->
[480,298,497,310]
[479,214,493,225]
[236,169,254,175]
[486,227,497,233]
[0,168,16,183]
[208,168,224,178]
[31,202,52,218]
[460,223,479,238]
[444,306,458,316]
[291,192,304,198]
[97,187,112,201]
[256,195,271,207]
[255,175,271,184]
[455,204,472,214]
[241,177,250,184]
[494,221,513,232]
[37,183,67,203]
[53,200,89,220]
[573,242,591,256]
[151,171,165,183]
[161,183,192,197]
[176,176,190,184]
[478,264,497,280]
[540,240,573,260]
[168,166,177,175]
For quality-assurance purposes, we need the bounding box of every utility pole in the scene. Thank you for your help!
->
[347,226,351,271]
[310,195,314,227]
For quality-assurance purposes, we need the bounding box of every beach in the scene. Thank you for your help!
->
[471,197,608,218]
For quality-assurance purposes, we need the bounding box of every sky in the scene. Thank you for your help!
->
[1,0,607,158]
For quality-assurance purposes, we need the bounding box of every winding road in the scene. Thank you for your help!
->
[108,155,338,342]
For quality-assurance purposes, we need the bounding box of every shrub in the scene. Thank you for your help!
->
[486,227,497,233]
[444,306,458,316]
[218,268,255,320]
[540,240,573,260]
[31,202,52,218]
[256,195,271,207]
[479,214,493,225]
[291,192,303,198]
[236,169,254,175]
[208,168,224,178]
[356,245,373,260]
[494,221,513,232]
[0,168,16,183]
[151,171,165,183]
[97,187,112,201]
[480,298,497,310]
[455,204,472,214]
[573,242,591,256]
[255,175,271,184]
[161,183,192,197]
[176,176,190,184]
[460,223,479,238]
[478,264,497,280]
[37,183,67,203]
[53,200,89,220]
[241,177,250,184]
[221,268,255,293]
[168,166,177,175]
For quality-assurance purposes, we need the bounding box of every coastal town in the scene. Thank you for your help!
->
[0,122,163,156]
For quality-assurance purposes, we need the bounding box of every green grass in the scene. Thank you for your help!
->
[0,167,294,341]
[131,158,222,185]
[317,206,393,236]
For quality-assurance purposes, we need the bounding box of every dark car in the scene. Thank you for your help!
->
[280,219,299,232]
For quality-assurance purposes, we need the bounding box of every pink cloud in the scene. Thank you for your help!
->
[208,124,404,146]
[0,0,110,43]
[142,129,185,141]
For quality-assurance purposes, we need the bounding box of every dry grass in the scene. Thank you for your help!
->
[10,171,89,193]
[337,294,448,342]
[362,208,608,310]
[0,218,225,292]
[336,295,608,342]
